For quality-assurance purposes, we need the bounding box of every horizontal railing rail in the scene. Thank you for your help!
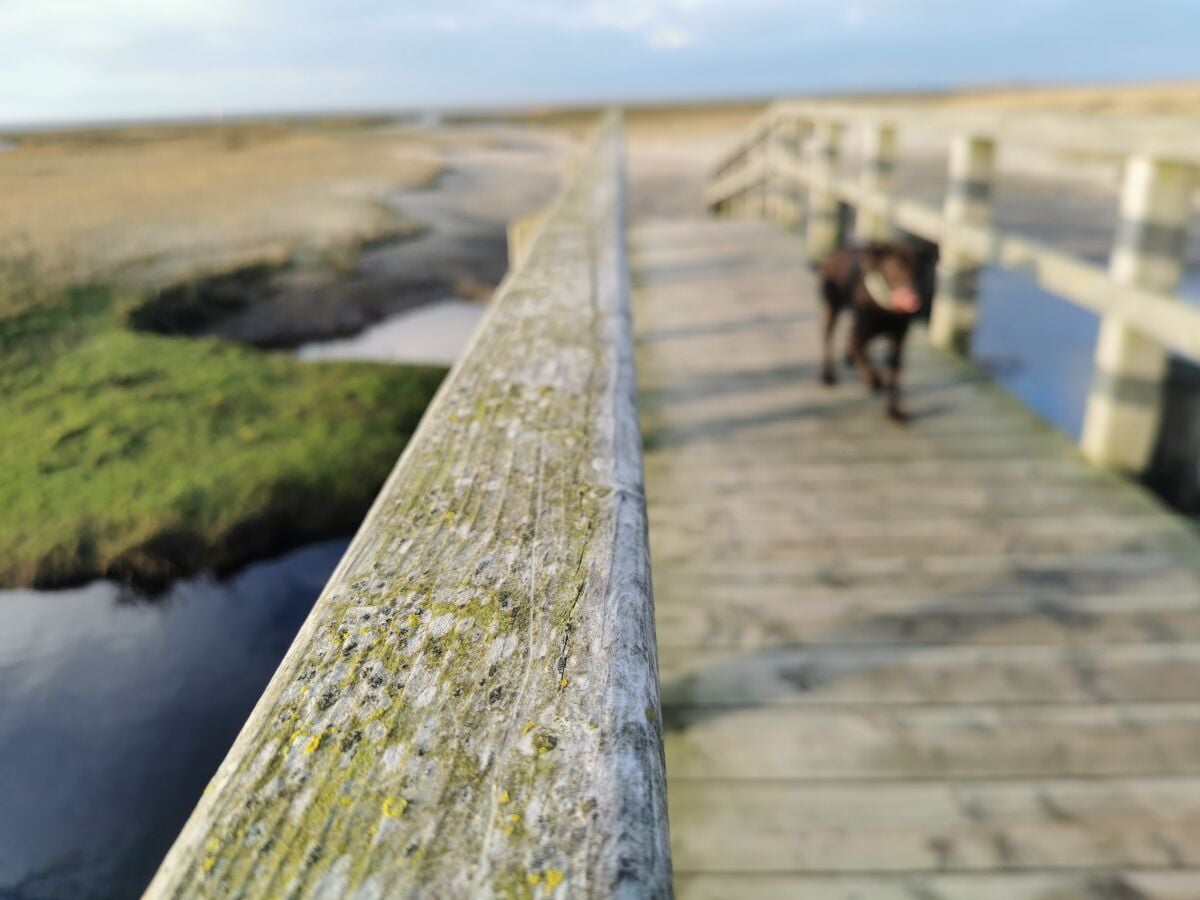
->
[706,101,1200,475]
[144,112,672,899]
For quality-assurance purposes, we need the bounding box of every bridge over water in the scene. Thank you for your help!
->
[146,111,1200,899]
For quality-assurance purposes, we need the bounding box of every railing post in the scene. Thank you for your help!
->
[756,125,770,219]
[778,118,806,228]
[855,124,896,243]
[805,120,843,261]
[764,119,783,223]
[1080,155,1192,471]
[929,133,995,354]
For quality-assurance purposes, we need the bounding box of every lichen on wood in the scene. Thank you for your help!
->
[143,112,672,900]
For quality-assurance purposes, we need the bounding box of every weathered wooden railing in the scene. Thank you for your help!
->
[145,113,672,899]
[706,101,1200,475]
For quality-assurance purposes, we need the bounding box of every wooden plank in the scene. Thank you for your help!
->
[660,644,1200,706]
[654,584,1200,649]
[675,872,1200,900]
[145,115,671,899]
[668,778,1200,873]
[664,703,1200,779]
[632,215,1200,892]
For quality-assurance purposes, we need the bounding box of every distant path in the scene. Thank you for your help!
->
[630,212,1200,899]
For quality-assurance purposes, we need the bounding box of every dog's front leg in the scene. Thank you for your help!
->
[883,332,907,422]
[820,301,841,385]
[849,321,882,393]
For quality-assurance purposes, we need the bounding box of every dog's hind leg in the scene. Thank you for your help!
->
[819,285,842,386]
[849,320,883,393]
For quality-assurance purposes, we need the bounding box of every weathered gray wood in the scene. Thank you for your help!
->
[665,703,1200,779]
[713,101,1200,176]
[144,114,671,899]
[708,107,1200,366]
[660,643,1200,706]
[632,216,1200,894]
[675,872,1200,900]
[669,778,1200,873]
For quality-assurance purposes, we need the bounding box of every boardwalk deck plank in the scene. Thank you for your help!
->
[632,218,1200,898]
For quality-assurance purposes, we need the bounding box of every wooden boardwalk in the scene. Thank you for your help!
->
[631,217,1200,899]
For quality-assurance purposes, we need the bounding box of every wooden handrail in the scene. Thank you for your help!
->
[707,101,1200,473]
[144,112,672,899]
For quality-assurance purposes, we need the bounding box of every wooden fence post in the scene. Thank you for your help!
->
[756,126,770,219]
[805,120,843,261]
[781,119,807,228]
[929,133,995,354]
[855,124,897,243]
[765,119,788,224]
[1081,155,1193,471]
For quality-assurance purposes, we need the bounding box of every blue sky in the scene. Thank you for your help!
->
[1,0,1197,126]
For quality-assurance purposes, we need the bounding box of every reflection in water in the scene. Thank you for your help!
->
[966,266,1200,512]
[296,297,485,365]
[0,540,347,900]
[973,267,1100,440]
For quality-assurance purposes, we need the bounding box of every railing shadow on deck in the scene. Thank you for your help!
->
[143,112,673,900]
[640,359,988,451]
[657,540,1200,737]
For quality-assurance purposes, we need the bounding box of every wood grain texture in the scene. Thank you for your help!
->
[144,114,672,900]
[631,217,1200,898]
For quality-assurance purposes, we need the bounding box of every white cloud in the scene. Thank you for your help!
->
[0,0,1177,125]
[648,26,694,49]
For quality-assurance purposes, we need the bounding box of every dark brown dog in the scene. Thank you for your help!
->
[818,242,936,422]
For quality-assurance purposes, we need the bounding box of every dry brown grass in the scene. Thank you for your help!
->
[925,82,1200,118]
[501,101,764,141]
[0,122,443,299]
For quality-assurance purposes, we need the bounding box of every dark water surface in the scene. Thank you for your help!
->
[0,540,347,900]
[973,269,1200,456]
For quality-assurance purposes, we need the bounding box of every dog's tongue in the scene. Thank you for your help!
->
[891,287,921,313]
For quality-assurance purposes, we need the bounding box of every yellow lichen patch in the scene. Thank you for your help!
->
[505,812,523,837]
[521,720,535,735]
[407,614,421,630]
[532,732,558,755]
[499,789,511,805]
[204,837,221,854]
[304,733,324,755]
[526,871,542,886]
[560,677,569,688]
[382,795,409,818]
[202,856,216,873]
[544,869,565,890]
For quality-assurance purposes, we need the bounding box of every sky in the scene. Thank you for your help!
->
[1,0,1197,126]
